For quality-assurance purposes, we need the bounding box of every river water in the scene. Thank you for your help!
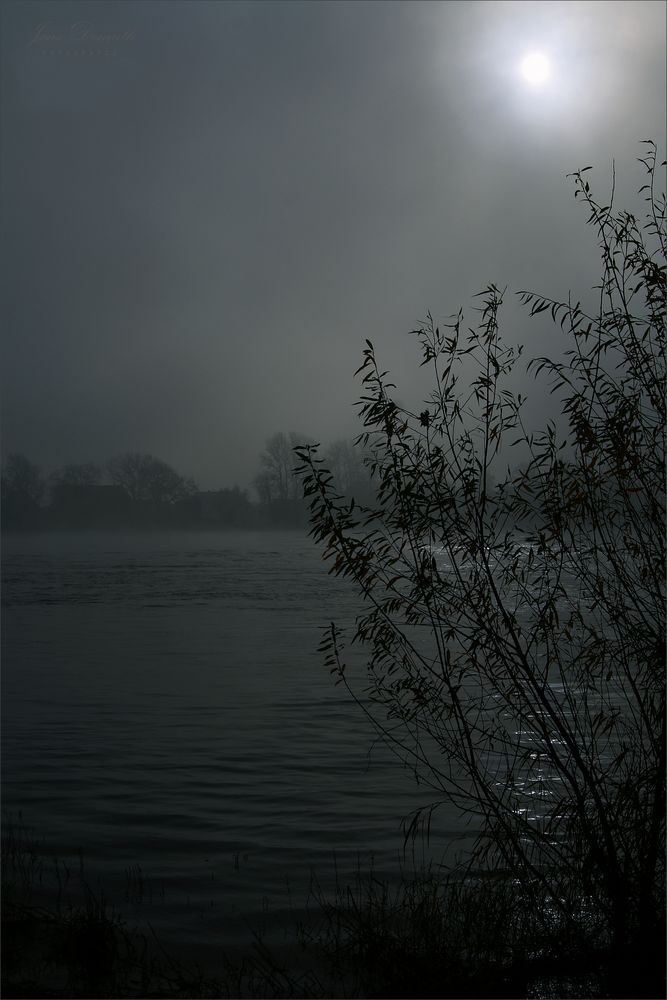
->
[1,530,476,968]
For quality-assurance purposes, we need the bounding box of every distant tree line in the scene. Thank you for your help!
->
[252,431,376,527]
[1,437,375,532]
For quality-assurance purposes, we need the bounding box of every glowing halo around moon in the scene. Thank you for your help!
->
[519,51,551,86]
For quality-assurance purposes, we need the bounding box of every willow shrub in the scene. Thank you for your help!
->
[295,143,665,991]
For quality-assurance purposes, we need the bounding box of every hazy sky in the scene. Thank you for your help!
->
[1,0,665,491]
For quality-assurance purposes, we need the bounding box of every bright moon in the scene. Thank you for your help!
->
[520,51,551,86]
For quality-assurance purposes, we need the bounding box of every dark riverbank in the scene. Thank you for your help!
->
[4,819,662,1000]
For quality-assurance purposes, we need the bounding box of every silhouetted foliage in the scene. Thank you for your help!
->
[49,461,102,489]
[297,143,665,997]
[1,453,46,528]
[252,432,316,526]
[254,432,315,503]
[324,439,374,503]
[106,452,197,505]
[1,453,45,506]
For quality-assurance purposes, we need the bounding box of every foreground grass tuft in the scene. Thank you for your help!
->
[3,819,664,998]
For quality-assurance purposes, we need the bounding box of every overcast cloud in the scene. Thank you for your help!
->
[1,0,665,490]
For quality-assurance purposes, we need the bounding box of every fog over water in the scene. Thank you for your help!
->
[1,1,665,489]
